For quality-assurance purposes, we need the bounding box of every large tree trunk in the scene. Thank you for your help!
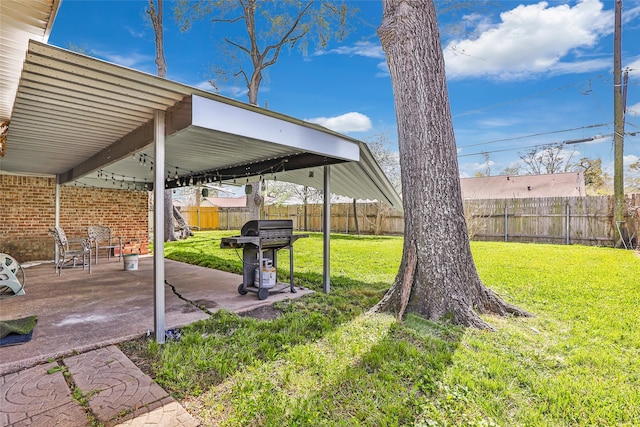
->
[372,0,530,329]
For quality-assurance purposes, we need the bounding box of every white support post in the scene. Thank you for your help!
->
[54,176,60,264]
[153,110,166,344]
[323,165,331,294]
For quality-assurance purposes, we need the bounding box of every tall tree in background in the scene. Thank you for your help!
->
[175,0,352,219]
[373,0,529,328]
[626,159,640,192]
[175,0,352,106]
[148,0,192,240]
[575,157,607,194]
[519,144,576,175]
[364,133,401,235]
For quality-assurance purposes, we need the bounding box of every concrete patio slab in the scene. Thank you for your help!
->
[1,255,312,425]
[0,255,312,375]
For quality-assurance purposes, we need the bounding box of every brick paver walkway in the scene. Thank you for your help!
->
[0,346,198,426]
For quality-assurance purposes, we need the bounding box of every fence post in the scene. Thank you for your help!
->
[566,203,570,245]
[504,204,508,242]
[346,203,349,233]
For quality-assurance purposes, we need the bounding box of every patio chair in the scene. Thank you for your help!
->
[87,225,123,264]
[49,227,92,275]
[0,253,26,297]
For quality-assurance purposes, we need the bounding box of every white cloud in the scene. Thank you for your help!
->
[628,102,640,116]
[125,26,146,38]
[95,50,154,69]
[375,61,390,78]
[458,159,497,177]
[221,85,249,99]
[624,154,639,166]
[444,0,613,80]
[305,112,372,133]
[476,117,522,128]
[317,41,385,59]
[193,80,217,92]
[473,160,496,171]
[546,58,611,76]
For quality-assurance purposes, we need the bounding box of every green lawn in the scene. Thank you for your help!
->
[125,231,640,426]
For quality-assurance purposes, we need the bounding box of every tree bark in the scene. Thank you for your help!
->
[173,206,194,239]
[164,189,176,242]
[148,0,166,78]
[372,0,530,329]
[247,181,263,220]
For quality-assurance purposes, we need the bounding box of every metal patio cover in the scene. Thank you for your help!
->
[2,40,402,211]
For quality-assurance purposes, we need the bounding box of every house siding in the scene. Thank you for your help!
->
[0,174,149,263]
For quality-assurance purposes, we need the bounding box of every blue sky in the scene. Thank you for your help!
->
[48,0,640,180]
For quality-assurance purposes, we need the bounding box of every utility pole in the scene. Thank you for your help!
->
[613,0,625,247]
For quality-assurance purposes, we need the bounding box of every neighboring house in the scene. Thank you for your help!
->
[460,172,585,200]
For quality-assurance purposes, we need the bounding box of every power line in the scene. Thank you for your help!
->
[457,133,614,159]
[457,142,553,158]
[451,75,607,119]
[457,123,611,149]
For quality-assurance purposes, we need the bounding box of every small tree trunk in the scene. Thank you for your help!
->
[164,189,176,242]
[173,206,194,239]
[374,201,385,235]
[247,181,263,221]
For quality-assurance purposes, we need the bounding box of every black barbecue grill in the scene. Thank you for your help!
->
[220,220,307,300]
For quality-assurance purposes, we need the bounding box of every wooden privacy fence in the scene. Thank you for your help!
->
[181,194,639,248]
[180,207,251,231]
[465,194,639,247]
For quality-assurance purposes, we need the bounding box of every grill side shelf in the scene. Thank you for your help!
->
[220,236,260,249]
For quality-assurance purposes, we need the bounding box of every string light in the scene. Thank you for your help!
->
[90,156,292,191]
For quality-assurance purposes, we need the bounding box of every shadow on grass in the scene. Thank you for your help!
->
[193,313,464,426]
[150,248,463,424]
[264,316,463,426]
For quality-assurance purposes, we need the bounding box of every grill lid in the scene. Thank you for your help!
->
[241,220,293,236]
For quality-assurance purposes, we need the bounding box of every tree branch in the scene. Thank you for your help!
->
[225,37,251,56]
[260,2,313,68]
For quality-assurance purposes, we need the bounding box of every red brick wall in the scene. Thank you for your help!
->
[0,174,149,263]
